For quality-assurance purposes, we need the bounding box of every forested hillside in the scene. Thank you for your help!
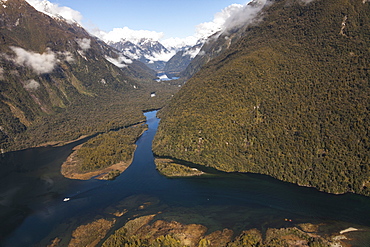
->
[0,0,177,152]
[153,0,370,196]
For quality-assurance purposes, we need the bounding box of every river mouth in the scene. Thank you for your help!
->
[2,110,370,246]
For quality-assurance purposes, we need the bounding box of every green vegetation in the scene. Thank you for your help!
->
[101,215,333,247]
[153,0,370,196]
[2,80,178,152]
[75,125,145,172]
[103,230,185,247]
[0,0,180,152]
[155,159,204,177]
[226,229,262,247]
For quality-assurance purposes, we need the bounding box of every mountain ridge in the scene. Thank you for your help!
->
[153,0,370,196]
[0,0,175,152]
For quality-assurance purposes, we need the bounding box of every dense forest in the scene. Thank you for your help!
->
[153,0,370,196]
[101,214,333,247]
[0,0,180,152]
[75,125,146,172]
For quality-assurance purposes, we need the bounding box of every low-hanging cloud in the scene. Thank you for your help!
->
[25,0,83,24]
[147,50,177,63]
[5,47,75,74]
[219,0,267,35]
[162,1,267,49]
[10,47,57,74]
[195,4,245,40]
[76,38,91,51]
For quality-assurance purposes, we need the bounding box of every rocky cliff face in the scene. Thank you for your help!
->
[153,0,370,196]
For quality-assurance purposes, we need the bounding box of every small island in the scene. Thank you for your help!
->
[61,125,147,180]
[155,158,205,177]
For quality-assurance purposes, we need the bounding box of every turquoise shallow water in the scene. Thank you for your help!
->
[2,110,370,246]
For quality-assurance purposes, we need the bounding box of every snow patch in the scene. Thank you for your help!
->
[25,0,82,25]
[77,50,87,60]
[1,0,7,8]
[105,55,132,68]
[24,79,40,90]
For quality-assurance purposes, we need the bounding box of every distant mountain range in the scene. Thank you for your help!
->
[107,38,204,77]
[107,38,174,72]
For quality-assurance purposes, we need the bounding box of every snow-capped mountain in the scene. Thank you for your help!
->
[108,38,177,71]
[25,0,82,24]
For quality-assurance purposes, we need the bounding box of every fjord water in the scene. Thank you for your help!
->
[2,111,370,246]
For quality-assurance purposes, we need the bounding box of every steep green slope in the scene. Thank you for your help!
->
[0,0,174,152]
[153,0,370,196]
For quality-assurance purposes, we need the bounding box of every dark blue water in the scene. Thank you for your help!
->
[2,111,370,246]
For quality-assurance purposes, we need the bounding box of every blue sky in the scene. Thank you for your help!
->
[49,0,249,39]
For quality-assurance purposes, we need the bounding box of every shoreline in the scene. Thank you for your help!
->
[60,123,148,180]
[155,158,205,177]
[61,144,137,180]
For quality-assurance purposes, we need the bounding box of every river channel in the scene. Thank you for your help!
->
[1,110,370,246]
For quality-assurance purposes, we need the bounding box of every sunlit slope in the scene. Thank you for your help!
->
[153,0,370,196]
[0,0,162,151]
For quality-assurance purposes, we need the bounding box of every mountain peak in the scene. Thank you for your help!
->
[24,0,82,25]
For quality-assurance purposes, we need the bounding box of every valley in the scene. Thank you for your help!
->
[1,0,370,246]
[2,111,370,247]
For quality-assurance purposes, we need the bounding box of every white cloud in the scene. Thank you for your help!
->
[4,47,75,74]
[94,3,256,50]
[196,4,244,39]
[26,0,266,54]
[183,47,202,59]
[10,47,57,74]
[95,27,164,44]
[105,55,132,68]
[147,51,177,62]
[161,36,199,51]
[222,0,267,33]
[76,38,91,51]
[162,1,266,50]
[24,79,40,90]
[25,0,82,24]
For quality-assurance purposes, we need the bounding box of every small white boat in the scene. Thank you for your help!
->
[63,197,70,202]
